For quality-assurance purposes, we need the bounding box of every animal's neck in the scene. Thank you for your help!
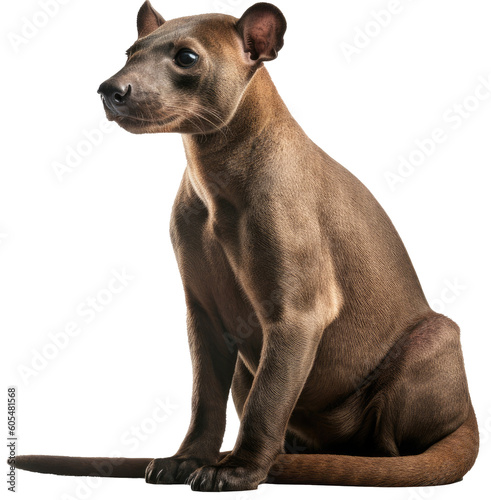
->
[181,67,297,204]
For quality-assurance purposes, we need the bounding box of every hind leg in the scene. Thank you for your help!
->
[231,357,254,418]
[378,314,471,455]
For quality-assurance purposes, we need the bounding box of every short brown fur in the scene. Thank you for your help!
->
[13,1,478,491]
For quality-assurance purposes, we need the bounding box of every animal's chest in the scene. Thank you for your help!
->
[172,195,263,373]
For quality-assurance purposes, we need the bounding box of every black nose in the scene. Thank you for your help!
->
[97,80,131,109]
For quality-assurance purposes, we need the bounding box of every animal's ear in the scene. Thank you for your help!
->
[137,0,165,39]
[236,3,287,63]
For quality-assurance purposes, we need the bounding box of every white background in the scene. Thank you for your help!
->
[1,0,490,499]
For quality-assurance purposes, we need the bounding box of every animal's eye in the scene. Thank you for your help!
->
[174,49,199,68]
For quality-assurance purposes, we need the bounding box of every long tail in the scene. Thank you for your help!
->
[11,409,479,487]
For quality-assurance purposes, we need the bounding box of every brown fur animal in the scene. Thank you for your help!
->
[13,1,478,491]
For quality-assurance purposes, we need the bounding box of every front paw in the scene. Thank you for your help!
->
[145,456,212,484]
[187,456,268,492]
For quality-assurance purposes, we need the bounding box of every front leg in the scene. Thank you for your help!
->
[146,301,236,484]
[188,315,324,491]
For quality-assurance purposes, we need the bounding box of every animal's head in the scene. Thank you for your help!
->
[98,1,287,135]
